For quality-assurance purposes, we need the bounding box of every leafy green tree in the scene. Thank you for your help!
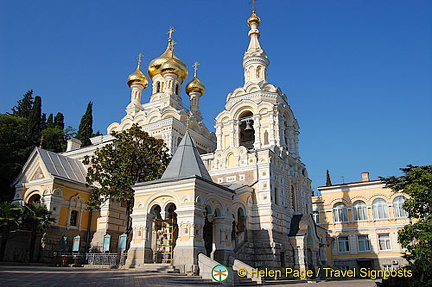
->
[21,202,55,263]
[381,165,432,287]
[11,90,33,118]
[83,124,171,235]
[41,127,64,152]
[76,102,93,147]
[0,114,30,201]
[0,202,22,261]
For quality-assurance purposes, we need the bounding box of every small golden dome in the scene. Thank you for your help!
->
[186,77,205,95]
[247,11,261,26]
[148,47,188,81]
[127,67,148,88]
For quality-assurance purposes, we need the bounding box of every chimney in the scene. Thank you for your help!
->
[66,138,82,152]
[361,172,370,182]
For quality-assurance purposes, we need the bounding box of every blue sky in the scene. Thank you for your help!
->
[1,0,431,192]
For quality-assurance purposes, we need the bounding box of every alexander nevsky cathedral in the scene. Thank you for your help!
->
[12,7,327,275]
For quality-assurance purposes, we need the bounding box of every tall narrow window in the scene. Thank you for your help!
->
[393,196,408,218]
[353,200,368,221]
[372,198,389,219]
[333,203,348,223]
[70,210,78,227]
[338,236,349,253]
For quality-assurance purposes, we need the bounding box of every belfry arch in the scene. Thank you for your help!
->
[238,111,255,149]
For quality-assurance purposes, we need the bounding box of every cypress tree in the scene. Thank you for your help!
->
[326,169,332,186]
[46,114,54,128]
[11,90,33,118]
[54,112,65,131]
[40,113,47,131]
[76,102,93,147]
[27,96,42,146]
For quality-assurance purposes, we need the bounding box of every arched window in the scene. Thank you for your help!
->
[393,196,408,218]
[156,82,161,93]
[239,111,255,149]
[256,66,262,78]
[237,208,246,233]
[372,198,389,219]
[333,203,348,223]
[352,200,368,221]
[176,83,180,95]
[27,193,41,204]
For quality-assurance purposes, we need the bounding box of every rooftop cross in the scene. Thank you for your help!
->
[136,53,143,68]
[249,0,258,12]
[192,62,200,77]
[167,26,175,42]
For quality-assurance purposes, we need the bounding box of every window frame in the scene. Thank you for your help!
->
[372,198,389,220]
[333,202,348,223]
[338,236,350,253]
[358,235,370,252]
[378,233,391,251]
[352,200,368,221]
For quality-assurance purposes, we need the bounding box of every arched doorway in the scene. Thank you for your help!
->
[152,203,178,264]
[203,205,213,257]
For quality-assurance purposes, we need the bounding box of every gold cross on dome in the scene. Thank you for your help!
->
[192,62,200,77]
[249,0,258,12]
[136,53,143,66]
[167,26,175,41]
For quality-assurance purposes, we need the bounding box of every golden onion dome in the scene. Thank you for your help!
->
[127,67,148,88]
[160,57,184,78]
[147,47,188,81]
[247,11,261,26]
[186,77,205,95]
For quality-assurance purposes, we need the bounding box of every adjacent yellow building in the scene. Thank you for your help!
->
[312,172,410,271]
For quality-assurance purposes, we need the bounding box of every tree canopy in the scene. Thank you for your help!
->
[1,91,74,201]
[83,124,171,234]
[381,165,432,286]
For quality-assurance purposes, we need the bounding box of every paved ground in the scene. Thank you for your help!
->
[0,265,379,287]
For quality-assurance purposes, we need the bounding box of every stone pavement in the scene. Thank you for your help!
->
[0,265,379,287]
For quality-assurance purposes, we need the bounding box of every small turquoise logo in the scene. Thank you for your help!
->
[212,264,229,282]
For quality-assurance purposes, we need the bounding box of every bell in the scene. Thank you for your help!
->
[245,120,253,131]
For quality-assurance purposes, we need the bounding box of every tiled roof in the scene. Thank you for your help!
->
[161,131,212,181]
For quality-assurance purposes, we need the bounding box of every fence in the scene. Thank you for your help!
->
[86,253,127,266]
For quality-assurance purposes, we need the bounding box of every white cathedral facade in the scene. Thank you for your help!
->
[12,9,325,273]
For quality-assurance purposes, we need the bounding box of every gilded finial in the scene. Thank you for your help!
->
[192,62,200,78]
[167,26,175,40]
[167,26,176,51]
[249,0,258,13]
[39,135,44,148]
[136,53,144,69]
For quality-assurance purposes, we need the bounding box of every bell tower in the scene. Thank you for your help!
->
[207,6,313,267]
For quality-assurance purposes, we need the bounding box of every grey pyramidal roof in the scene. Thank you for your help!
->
[37,147,87,183]
[161,131,212,181]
